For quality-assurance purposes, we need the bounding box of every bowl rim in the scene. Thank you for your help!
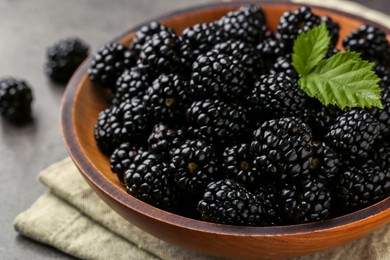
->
[61,0,390,236]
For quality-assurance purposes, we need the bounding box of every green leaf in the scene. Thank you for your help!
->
[292,23,331,76]
[298,51,383,109]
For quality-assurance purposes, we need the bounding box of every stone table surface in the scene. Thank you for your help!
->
[0,0,388,259]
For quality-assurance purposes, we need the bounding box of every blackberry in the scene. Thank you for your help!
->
[88,42,135,90]
[269,54,298,79]
[186,99,250,146]
[170,140,219,194]
[190,51,247,101]
[325,109,380,161]
[113,68,148,105]
[212,39,264,83]
[372,141,390,171]
[321,16,340,47]
[222,144,263,189]
[310,142,340,184]
[0,77,33,123]
[335,164,390,210]
[137,29,181,81]
[44,37,89,83]
[110,143,145,183]
[343,25,390,66]
[250,117,314,181]
[143,74,191,122]
[197,179,263,226]
[94,106,121,155]
[147,123,186,159]
[369,89,390,139]
[276,6,321,51]
[124,151,176,210]
[256,36,287,70]
[282,178,331,224]
[217,4,267,45]
[130,21,174,56]
[254,184,286,226]
[248,73,307,120]
[374,64,390,90]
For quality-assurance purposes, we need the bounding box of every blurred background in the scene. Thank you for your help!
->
[0,0,388,259]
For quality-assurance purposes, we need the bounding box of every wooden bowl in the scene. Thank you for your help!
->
[61,1,390,259]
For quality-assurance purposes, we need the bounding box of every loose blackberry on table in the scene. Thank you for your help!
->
[89,4,390,226]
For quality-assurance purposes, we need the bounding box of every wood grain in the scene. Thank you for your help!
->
[61,2,390,259]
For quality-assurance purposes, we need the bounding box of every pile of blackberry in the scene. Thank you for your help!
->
[91,5,390,226]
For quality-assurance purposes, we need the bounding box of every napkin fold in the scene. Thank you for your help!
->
[13,158,390,260]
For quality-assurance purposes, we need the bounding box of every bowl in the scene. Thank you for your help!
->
[61,1,390,259]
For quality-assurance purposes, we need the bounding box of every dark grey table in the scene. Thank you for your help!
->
[0,1,388,259]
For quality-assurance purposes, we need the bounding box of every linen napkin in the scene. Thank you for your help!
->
[13,0,390,259]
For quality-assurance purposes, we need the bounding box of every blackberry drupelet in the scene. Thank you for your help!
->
[88,42,135,90]
[325,109,380,161]
[310,142,340,184]
[213,39,264,83]
[186,99,250,146]
[248,73,307,120]
[321,16,340,47]
[197,179,263,226]
[276,6,321,50]
[124,151,177,210]
[147,123,187,159]
[110,143,145,183]
[282,178,331,224]
[256,36,287,70]
[113,68,149,105]
[254,183,286,226]
[137,29,181,81]
[190,51,247,101]
[217,4,267,45]
[343,25,390,66]
[94,106,122,155]
[250,117,314,181]
[335,164,390,210]
[0,77,33,123]
[269,55,298,79]
[143,73,191,122]
[170,140,219,194]
[44,37,89,83]
[222,144,263,189]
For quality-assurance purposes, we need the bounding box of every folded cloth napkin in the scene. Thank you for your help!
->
[13,158,390,260]
[13,1,390,259]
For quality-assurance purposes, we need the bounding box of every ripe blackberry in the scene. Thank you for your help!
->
[321,16,340,47]
[0,77,33,123]
[88,42,135,90]
[94,106,121,155]
[325,109,380,161]
[110,143,145,183]
[282,178,331,224]
[197,179,263,226]
[190,51,247,101]
[44,37,89,83]
[143,73,191,122]
[276,6,321,50]
[170,140,219,194]
[217,4,267,45]
[335,164,390,210]
[310,142,340,184]
[147,123,186,159]
[269,54,298,79]
[130,21,174,56]
[113,68,148,105]
[250,117,314,181]
[343,25,390,66]
[124,151,176,210]
[248,73,307,120]
[374,64,390,90]
[254,183,286,226]
[256,36,287,70]
[212,39,264,83]
[369,89,390,139]
[137,29,181,81]
[181,22,225,58]
[186,99,250,146]
[222,144,263,189]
